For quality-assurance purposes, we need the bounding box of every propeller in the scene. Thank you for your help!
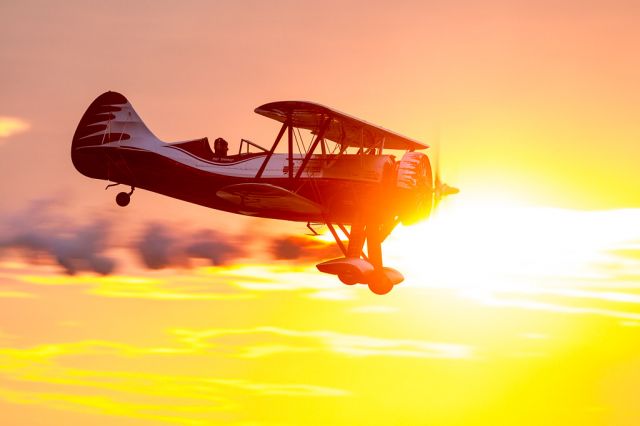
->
[431,129,459,211]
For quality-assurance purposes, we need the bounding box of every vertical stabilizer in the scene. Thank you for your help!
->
[71,91,161,178]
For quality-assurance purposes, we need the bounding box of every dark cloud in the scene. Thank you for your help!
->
[1,199,341,275]
[184,230,242,265]
[0,202,116,275]
[270,235,340,261]
[136,224,243,270]
[136,224,180,270]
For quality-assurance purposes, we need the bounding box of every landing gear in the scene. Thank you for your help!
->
[116,192,130,207]
[338,273,358,285]
[316,221,404,295]
[368,273,393,295]
[317,258,402,294]
[113,186,135,207]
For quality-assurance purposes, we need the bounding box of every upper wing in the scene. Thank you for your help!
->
[254,101,428,151]
[216,183,322,216]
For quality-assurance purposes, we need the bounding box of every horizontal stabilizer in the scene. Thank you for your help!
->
[216,183,321,216]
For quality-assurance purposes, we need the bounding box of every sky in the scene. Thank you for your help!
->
[1,0,640,425]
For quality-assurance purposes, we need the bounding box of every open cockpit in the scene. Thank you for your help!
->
[168,137,269,163]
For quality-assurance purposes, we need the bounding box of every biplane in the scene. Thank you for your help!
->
[71,91,457,294]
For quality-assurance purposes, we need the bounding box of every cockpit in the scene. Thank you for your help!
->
[169,137,268,163]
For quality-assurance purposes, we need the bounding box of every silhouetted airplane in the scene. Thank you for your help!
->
[72,92,457,294]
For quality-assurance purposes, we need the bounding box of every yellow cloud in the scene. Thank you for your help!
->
[173,327,473,359]
[0,338,349,425]
[0,290,34,298]
[350,305,398,314]
[471,292,640,321]
[14,264,347,300]
[0,116,29,139]
[17,273,254,301]
[0,328,471,363]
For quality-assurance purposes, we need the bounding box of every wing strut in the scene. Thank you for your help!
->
[287,122,293,179]
[294,117,330,179]
[255,121,288,179]
[256,116,331,180]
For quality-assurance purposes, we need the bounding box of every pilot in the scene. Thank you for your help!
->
[214,137,229,158]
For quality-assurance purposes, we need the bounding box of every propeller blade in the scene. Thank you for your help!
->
[442,184,459,196]
[429,126,459,211]
[433,126,441,188]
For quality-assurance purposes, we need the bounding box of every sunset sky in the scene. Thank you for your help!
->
[1,1,640,425]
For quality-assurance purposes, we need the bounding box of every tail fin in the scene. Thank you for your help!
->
[71,91,160,149]
[71,91,160,178]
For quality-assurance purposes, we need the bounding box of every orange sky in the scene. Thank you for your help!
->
[1,1,640,425]
[1,0,639,213]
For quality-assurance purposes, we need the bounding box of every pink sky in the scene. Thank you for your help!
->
[1,0,639,216]
[2,1,640,425]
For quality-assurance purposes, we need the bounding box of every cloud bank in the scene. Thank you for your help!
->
[0,201,339,275]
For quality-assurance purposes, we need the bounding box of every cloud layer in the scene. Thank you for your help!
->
[0,200,116,275]
[136,224,244,269]
[0,201,339,275]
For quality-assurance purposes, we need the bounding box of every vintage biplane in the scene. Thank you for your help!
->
[71,92,457,294]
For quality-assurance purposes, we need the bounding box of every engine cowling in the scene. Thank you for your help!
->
[395,152,433,225]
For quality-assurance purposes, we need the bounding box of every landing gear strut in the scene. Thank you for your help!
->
[115,187,135,207]
[316,220,404,295]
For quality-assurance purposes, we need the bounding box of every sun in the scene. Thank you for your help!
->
[384,193,636,293]
[312,190,636,295]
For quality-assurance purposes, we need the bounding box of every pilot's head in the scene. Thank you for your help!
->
[214,137,229,157]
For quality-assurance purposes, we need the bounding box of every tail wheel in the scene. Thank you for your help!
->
[115,192,130,207]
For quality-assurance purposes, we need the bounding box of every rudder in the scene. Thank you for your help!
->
[71,91,160,179]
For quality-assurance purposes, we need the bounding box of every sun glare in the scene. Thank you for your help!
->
[385,195,638,293]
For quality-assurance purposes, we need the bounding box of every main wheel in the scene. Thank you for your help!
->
[368,274,393,295]
[338,273,358,285]
[115,192,130,207]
